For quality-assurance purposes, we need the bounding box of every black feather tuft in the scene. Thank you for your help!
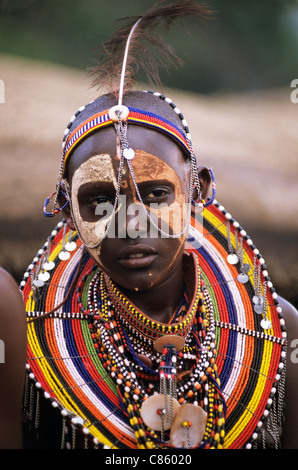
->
[88,0,212,97]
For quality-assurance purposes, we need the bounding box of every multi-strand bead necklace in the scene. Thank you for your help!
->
[75,252,226,449]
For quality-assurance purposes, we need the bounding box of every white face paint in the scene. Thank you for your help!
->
[69,149,189,271]
[71,154,117,247]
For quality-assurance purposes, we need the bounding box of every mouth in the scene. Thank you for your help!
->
[117,244,157,269]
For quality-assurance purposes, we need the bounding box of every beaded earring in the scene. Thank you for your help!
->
[43,189,70,218]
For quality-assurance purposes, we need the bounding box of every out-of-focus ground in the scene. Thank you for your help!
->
[0,54,297,307]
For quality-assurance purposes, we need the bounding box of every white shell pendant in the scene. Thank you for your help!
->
[170,404,207,448]
[123,148,135,160]
[109,104,129,121]
[140,394,180,431]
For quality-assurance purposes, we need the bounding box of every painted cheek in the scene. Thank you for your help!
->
[131,151,188,237]
[70,154,117,248]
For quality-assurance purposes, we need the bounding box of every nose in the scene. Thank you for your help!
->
[116,196,149,239]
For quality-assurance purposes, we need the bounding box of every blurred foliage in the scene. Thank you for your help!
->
[0,0,297,93]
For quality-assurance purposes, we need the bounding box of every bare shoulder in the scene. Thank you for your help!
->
[279,296,298,332]
[0,267,26,319]
[278,296,298,449]
[0,268,27,448]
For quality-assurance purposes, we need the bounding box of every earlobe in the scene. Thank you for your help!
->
[62,211,76,231]
[191,166,215,212]
[197,166,211,201]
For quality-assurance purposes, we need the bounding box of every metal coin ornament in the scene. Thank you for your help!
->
[32,278,44,288]
[254,303,264,314]
[59,250,71,261]
[242,263,251,274]
[38,271,50,282]
[140,394,180,431]
[253,295,264,305]
[65,241,77,252]
[43,261,55,271]
[261,318,272,330]
[227,253,239,265]
[237,272,249,284]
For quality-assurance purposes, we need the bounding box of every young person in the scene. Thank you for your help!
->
[5,1,298,449]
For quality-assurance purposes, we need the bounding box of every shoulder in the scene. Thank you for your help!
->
[0,267,25,313]
[0,267,26,343]
[278,296,298,449]
[0,268,27,448]
[279,296,298,330]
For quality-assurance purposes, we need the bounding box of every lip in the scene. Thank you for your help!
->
[117,244,157,269]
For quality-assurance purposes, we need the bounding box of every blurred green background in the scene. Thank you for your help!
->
[1,0,298,94]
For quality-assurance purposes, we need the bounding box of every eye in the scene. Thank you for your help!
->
[88,196,114,208]
[143,187,170,201]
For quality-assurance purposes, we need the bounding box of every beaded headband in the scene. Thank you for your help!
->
[62,104,193,177]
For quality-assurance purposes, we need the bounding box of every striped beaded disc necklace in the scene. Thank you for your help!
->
[21,201,286,449]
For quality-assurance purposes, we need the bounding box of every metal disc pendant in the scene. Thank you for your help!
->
[253,295,263,305]
[65,241,77,252]
[154,335,185,353]
[39,271,50,282]
[43,261,55,271]
[33,279,44,288]
[59,250,71,261]
[237,273,249,284]
[254,303,264,314]
[140,394,180,431]
[242,263,251,274]
[227,253,239,265]
[261,318,272,330]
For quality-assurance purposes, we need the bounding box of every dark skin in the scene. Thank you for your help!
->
[1,122,296,448]
[0,268,27,449]
[65,125,210,323]
[63,124,298,448]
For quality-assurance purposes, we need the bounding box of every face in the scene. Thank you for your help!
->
[67,125,191,292]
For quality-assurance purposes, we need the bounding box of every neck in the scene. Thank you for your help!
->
[121,263,185,324]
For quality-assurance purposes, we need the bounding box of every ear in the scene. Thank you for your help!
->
[192,165,211,203]
[56,185,76,231]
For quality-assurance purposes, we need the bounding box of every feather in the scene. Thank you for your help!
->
[89,0,212,97]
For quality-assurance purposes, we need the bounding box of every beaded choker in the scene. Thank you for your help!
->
[21,201,286,449]
[75,253,226,449]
